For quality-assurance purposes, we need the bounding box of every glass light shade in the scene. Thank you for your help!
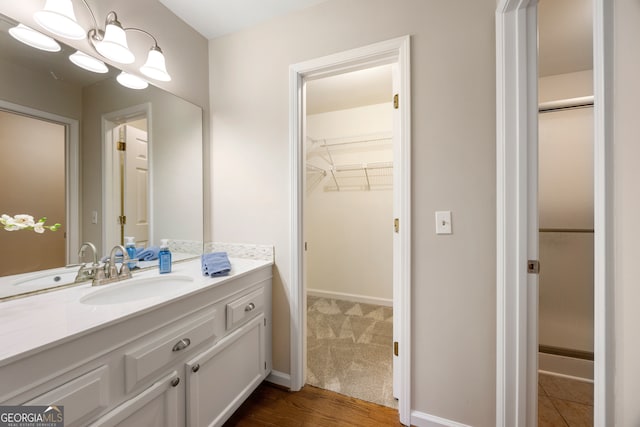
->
[116,71,148,90]
[95,22,135,64]
[69,50,108,73]
[34,0,85,40]
[8,24,61,52]
[140,47,171,81]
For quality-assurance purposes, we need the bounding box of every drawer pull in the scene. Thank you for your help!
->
[172,338,191,352]
[191,364,200,373]
[171,377,180,387]
[245,303,256,312]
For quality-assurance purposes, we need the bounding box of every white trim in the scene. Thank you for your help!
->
[0,100,79,264]
[538,353,594,381]
[266,370,291,389]
[495,1,539,425]
[410,411,472,427]
[592,0,614,425]
[289,36,411,425]
[307,289,393,307]
[101,103,152,255]
[496,0,611,426]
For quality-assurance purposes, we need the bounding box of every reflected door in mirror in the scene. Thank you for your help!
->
[0,110,66,276]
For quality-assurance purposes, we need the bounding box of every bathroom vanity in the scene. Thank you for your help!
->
[0,256,272,427]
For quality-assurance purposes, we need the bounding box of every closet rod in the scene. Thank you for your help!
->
[539,228,594,233]
[539,95,594,113]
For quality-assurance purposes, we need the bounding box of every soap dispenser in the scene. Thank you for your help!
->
[125,236,136,269]
[159,239,172,274]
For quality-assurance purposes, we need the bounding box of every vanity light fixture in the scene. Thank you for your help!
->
[34,0,86,40]
[91,12,134,64]
[8,24,61,52]
[116,71,148,90]
[69,50,108,73]
[33,0,172,82]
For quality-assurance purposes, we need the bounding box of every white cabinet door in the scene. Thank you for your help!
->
[186,314,266,427]
[90,371,182,427]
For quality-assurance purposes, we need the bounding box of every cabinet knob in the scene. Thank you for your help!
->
[172,338,191,352]
[171,377,180,387]
[245,303,256,312]
[191,364,200,373]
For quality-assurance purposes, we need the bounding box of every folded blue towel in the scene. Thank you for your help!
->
[201,252,231,277]
[136,246,160,261]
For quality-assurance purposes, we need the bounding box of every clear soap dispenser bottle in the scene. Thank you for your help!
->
[125,236,136,269]
[159,239,172,274]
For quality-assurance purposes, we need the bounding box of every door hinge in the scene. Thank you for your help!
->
[118,215,127,225]
[393,93,399,109]
[394,341,399,357]
[528,260,540,274]
[264,318,267,327]
[264,361,267,370]
[117,141,126,151]
[394,218,399,233]
[304,241,308,251]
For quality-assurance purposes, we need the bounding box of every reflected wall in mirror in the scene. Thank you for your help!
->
[0,13,203,299]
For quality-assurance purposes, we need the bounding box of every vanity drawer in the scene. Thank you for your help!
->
[226,288,264,330]
[124,308,217,393]
[25,365,110,427]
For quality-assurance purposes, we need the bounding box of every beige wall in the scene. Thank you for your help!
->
[613,0,640,425]
[209,0,497,425]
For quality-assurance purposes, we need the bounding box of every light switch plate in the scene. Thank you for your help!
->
[435,211,452,234]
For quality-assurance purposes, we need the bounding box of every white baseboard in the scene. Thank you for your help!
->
[538,352,594,381]
[307,288,392,307]
[266,370,291,388]
[411,411,472,427]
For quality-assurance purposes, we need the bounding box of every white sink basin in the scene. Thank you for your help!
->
[13,270,79,288]
[80,274,195,305]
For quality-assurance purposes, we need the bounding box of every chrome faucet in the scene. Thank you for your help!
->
[93,245,132,286]
[74,242,100,283]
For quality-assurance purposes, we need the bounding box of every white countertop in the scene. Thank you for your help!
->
[0,257,271,366]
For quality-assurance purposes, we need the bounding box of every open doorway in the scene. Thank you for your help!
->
[289,36,411,425]
[304,65,396,408]
[537,0,594,425]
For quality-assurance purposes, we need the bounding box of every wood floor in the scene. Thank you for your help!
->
[224,382,403,427]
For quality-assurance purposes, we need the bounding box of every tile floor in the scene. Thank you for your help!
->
[538,373,593,427]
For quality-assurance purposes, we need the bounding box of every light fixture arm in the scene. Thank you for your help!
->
[76,0,100,37]
[123,27,160,49]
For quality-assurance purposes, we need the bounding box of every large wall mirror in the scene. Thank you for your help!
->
[0,13,203,299]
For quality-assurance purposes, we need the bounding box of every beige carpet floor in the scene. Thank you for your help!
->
[306,295,397,408]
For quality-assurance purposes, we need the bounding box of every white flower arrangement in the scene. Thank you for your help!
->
[1,214,61,233]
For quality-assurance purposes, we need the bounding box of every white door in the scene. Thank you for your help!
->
[124,125,149,247]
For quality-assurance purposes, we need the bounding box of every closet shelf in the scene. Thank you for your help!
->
[326,161,393,192]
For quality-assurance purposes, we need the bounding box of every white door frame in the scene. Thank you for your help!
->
[0,100,79,264]
[495,1,614,426]
[289,36,412,425]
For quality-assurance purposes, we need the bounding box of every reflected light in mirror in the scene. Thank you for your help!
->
[34,0,85,40]
[116,71,148,90]
[69,50,108,73]
[9,24,61,52]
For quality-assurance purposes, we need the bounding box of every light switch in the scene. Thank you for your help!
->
[435,211,452,234]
